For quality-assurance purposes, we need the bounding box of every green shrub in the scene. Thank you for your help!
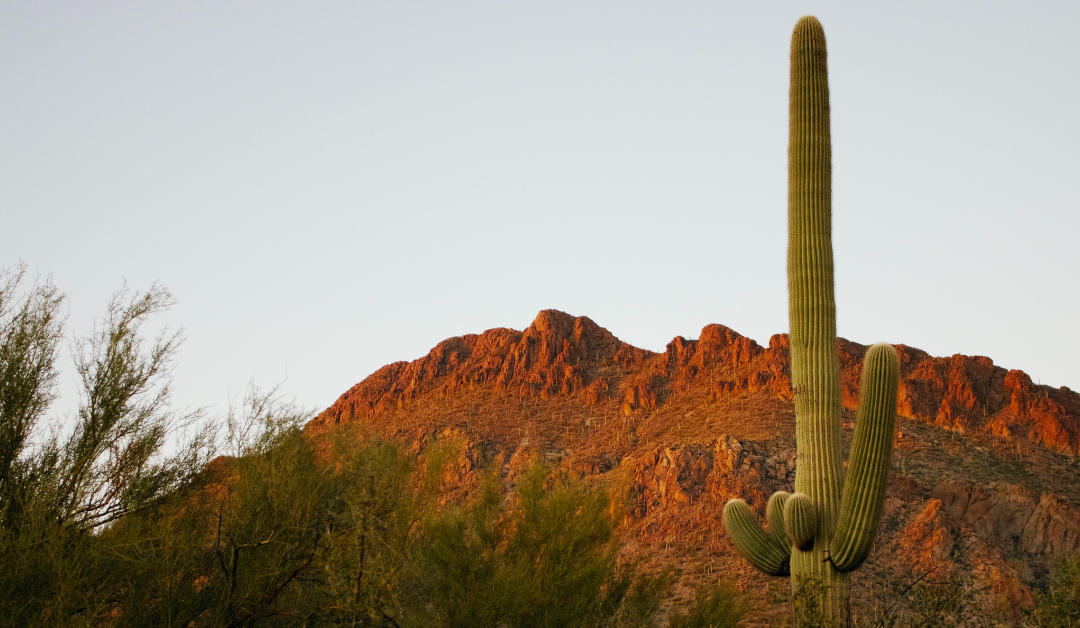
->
[0,270,215,627]
[668,582,747,628]
[1028,555,1080,628]
[406,461,666,628]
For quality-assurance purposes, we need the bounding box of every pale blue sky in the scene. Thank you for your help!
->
[3,2,1078,417]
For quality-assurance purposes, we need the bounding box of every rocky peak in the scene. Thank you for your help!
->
[311,310,651,427]
[310,312,1080,459]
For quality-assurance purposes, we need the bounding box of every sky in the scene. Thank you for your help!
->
[2,1,1078,420]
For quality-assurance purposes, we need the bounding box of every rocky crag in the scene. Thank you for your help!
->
[308,310,1080,626]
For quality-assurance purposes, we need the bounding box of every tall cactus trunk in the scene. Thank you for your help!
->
[787,15,847,623]
[721,16,900,628]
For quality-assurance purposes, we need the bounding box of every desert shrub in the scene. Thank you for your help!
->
[314,429,428,627]
[853,570,985,628]
[100,396,420,628]
[904,575,971,628]
[1027,554,1080,628]
[0,269,214,627]
[405,461,667,628]
[668,582,747,628]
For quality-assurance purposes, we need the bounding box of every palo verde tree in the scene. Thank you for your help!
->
[0,267,216,626]
[721,16,900,627]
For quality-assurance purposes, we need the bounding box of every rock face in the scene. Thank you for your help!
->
[898,498,956,578]
[630,436,796,517]
[313,311,651,425]
[895,349,1080,455]
[933,480,1080,556]
[312,309,1080,457]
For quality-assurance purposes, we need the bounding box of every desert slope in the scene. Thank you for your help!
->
[308,310,1080,625]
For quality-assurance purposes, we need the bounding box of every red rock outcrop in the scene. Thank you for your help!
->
[629,435,795,519]
[311,309,1080,458]
[312,310,650,427]
[898,498,956,578]
[893,352,1078,455]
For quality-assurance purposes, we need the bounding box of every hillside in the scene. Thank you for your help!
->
[307,309,1080,626]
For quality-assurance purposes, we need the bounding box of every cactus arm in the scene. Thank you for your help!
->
[829,343,900,572]
[723,499,791,576]
[784,492,817,551]
[767,491,793,556]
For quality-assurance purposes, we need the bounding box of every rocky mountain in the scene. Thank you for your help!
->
[307,310,1080,626]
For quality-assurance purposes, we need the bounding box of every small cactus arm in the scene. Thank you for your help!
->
[723,499,790,576]
[720,15,901,626]
[767,491,792,553]
[783,493,816,552]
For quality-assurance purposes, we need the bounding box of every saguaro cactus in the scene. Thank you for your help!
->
[721,16,900,626]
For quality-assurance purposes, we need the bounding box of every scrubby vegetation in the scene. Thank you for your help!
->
[1026,555,1080,628]
[0,266,745,627]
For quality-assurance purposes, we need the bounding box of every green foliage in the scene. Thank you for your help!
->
[317,430,422,626]
[1027,555,1080,628]
[406,460,665,628]
[903,576,972,628]
[0,264,64,531]
[668,582,747,628]
[0,270,215,626]
[58,283,213,529]
[206,432,329,625]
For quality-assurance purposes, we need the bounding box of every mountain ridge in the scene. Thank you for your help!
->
[310,309,1080,458]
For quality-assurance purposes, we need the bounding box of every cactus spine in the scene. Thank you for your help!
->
[722,16,900,626]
